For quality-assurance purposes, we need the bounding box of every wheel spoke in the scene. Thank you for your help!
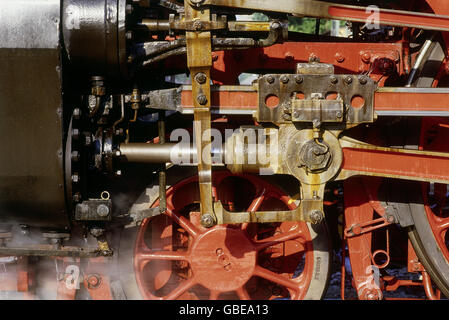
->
[252,229,305,252]
[166,207,201,238]
[253,266,300,292]
[163,277,196,300]
[236,287,251,300]
[134,250,189,272]
[136,250,189,262]
[247,188,267,212]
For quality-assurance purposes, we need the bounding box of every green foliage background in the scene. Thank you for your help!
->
[252,12,337,34]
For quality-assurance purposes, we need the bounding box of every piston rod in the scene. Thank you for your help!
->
[119,143,225,165]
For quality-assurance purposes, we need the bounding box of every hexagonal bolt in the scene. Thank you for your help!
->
[330,75,338,84]
[96,204,110,217]
[73,108,81,119]
[280,75,289,84]
[335,53,345,63]
[197,94,208,106]
[344,76,353,85]
[200,213,215,228]
[359,76,368,85]
[72,128,80,140]
[309,210,324,224]
[71,151,80,162]
[361,52,371,64]
[192,20,204,31]
[295,75,303,84]
[195,72,207,84]
[266,75,275,84]
[71,174,79,183]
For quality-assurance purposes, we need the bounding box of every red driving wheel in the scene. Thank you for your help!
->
[420,118,449,261]
[132,171,321,300]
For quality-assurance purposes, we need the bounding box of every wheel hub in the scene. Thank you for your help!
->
[190,226,257,292]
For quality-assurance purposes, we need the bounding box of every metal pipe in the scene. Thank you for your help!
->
[118,142,227,166]
[406,39,433,87]
[139,19,171,31]
[158,111,167,214]
[119,143,198,163]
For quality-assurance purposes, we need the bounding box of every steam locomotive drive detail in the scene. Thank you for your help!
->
[2,0,449,301]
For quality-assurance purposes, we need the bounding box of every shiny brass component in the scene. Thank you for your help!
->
[291,98,344,124]
[170,15,227,31]
[91,76,106,96]
[227,21,272,32]
[256,63,376,125]
[130,88,141,110]
[220,125,340,224]
[140,18,272,33]
[280,126,343,185]
[184,0,216,227]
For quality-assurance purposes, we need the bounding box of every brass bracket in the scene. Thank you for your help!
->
[214,184,325,225]
[256,62,377,125]
[184,0,216,228]
[169,14,227,31]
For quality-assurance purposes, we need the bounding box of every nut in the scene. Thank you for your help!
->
[96,204,110,217]
[266,75,275,84]
[330,75,338,84]
[309,210,324,224]
[344,76,353,85]
[200,213,215,228]
[299,139,332,172]
[295,75,303,84]
[195,72,207,84]
[197,94,208,105]
[359,76,368,85]
[280,75,289,84]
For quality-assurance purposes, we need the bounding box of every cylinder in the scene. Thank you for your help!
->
[0,0,69,228]
[62,0,128,78]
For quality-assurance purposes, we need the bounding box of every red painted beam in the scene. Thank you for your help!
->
[180,87,449,115]
[341,146,449,183]
[328,5,449,32]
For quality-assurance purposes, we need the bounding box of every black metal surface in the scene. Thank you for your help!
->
[75,199,112,221]
[62,0,128,78]
[0,0,69,228]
